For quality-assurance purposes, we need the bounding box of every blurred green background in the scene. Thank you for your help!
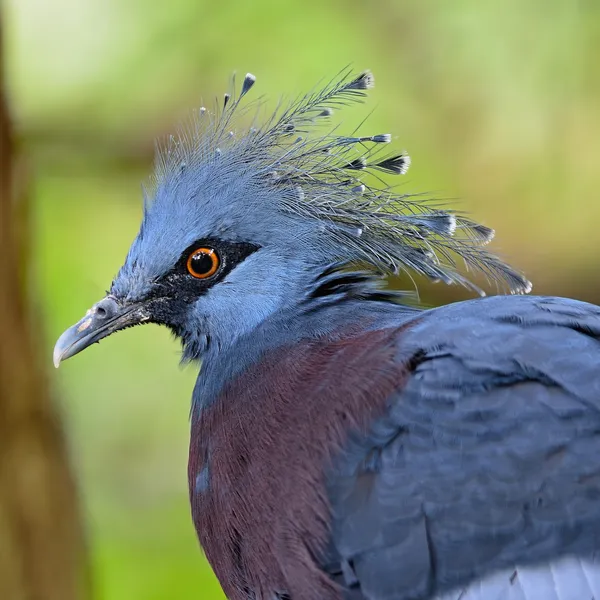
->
[3,0,599,598]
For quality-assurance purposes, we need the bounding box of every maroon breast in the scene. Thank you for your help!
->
[188,324,414,600]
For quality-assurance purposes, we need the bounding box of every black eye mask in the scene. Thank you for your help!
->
[148,238,261,303]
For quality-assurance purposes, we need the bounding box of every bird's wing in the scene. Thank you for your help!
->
[325,295,600,600]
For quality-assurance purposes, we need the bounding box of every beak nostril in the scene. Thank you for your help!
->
[94,296,119,320]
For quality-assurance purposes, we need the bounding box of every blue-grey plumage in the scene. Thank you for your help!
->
[53,70,600,600]
[325,296,600,600]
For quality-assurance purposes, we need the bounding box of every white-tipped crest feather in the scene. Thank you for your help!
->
[149,68,531,295]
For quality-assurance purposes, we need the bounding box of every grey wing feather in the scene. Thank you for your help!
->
[326,295,600,600]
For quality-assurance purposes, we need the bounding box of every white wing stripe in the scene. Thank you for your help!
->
[434,556,599,600]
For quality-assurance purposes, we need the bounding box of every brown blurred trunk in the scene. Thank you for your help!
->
[0,14,87,600]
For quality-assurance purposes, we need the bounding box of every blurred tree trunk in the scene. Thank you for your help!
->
[0,15,87,600]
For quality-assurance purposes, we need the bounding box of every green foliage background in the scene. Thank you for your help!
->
[4,1,600,598]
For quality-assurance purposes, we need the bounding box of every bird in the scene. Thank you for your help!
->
[53,69,600,600]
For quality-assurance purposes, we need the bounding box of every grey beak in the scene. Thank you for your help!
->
[53,295,147,367]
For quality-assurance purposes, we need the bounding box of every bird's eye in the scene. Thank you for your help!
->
[186,247,220,279]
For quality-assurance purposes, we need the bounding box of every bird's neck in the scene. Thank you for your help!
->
[191,269,419,414]
[183,262,415,361]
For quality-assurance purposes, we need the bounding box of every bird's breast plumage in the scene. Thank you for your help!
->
[187,322,416,600]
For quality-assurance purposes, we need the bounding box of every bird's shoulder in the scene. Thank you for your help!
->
[395,294,600,401]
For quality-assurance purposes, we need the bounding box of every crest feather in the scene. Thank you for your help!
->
[151,68,531,296]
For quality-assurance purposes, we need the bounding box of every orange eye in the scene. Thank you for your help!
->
[186,247,220,279]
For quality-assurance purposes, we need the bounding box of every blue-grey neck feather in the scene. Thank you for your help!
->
[192,292,420,413]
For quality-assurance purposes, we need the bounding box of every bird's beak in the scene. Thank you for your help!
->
[53,295,149,368]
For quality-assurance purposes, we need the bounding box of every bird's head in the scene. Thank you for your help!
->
[54,70,531,367]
